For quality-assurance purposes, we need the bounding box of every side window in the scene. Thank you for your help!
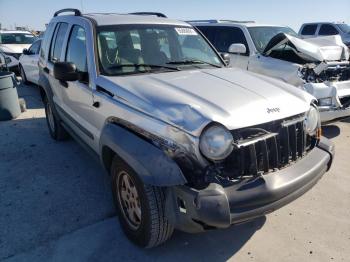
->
[301,24,318,35]
[196,26,217,46]
[40,22,55,59]
[66,25,87,73]
[319,24,339,36]
[35,40,42,54]
[214,27,249,55]
[28,40,41,54]
[50,22,68,62]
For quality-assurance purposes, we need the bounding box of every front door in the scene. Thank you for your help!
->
[59,23,99,151]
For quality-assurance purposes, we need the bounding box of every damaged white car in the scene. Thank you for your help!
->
[192,21,350,123]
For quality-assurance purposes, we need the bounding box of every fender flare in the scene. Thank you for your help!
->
[100,122,187,187]
[38,74,54,103]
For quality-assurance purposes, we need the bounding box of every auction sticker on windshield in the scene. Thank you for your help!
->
[175,27,198,35]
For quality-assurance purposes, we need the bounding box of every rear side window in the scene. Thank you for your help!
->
[50,23,68,62]
[319,24,339,36]
[65,25,87,73]
[301,24,317,35]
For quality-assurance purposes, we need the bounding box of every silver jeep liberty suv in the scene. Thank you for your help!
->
[38,9,334,248]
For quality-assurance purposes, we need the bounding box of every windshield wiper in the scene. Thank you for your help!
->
[107,64,181,71]
[167,60,222,68]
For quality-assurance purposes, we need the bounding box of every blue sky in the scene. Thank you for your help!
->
[0,0,349,31]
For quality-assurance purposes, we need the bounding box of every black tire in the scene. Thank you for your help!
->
[43,95,69,141]
[19,64,28,84]
[111,157,174,248]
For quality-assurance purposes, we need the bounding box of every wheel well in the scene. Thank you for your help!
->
[38,85,46,102]
[102,145,117,173]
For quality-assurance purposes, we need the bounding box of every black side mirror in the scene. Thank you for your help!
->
[220,53,230,65]
[23,49,30,55]
[54,62,79,82]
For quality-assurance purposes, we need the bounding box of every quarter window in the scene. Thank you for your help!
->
[301,24,317,35]
[50,23,68,62]
[65,25,87,73]
[319,24,339,36]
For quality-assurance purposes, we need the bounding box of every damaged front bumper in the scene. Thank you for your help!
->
[166,137,334,233]
[304,81,350,123]
[319,106,350,123]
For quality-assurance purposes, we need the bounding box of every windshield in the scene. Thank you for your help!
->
[97,25,223,76]
[0,33,36,44]
[248,26,298,53]
[337,24,350,34]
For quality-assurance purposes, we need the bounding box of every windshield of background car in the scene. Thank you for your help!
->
[0,33,37,44]
[248,26,298,53]
[97,24,223,76]
[337,24,350,34]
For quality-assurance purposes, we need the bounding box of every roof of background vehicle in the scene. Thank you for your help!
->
[63,13,190,27]
[0,30,34,34]
[301,22,348,25]
[189,20,287,28]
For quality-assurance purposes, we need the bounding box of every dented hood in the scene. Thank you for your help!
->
[99,68,312,135]
[263,33,350,62]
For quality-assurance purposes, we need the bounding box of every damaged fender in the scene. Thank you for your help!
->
[99,122,187,186]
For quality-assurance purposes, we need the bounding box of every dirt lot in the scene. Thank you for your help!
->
[1,83,349,262]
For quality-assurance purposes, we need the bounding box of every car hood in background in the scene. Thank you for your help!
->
[263,33,350,62]
[98,68,312,135]
[0,44,31,54]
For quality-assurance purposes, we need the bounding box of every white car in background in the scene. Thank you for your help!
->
[19,39,41,84]
[299,22,350,48]
[0,30,37,72]
[191,20,350,123]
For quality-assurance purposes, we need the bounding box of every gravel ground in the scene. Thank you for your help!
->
[1,83,349,262]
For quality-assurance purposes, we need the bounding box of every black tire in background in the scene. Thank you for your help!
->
[111,157,174,248]
[43,95,69,141]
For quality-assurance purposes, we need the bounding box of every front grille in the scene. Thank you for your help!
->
[222,114,317,179]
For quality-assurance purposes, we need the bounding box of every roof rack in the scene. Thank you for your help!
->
[54,8,82,17]
[187,19,255,24]
[129,12,167,18]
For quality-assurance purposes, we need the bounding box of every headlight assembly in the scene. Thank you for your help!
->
[304,106,320,135]
[199,124,233,161]
[318,97,333,107]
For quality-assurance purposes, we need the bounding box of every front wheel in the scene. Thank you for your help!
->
[43,95,69,141]
[111,157,174,248]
